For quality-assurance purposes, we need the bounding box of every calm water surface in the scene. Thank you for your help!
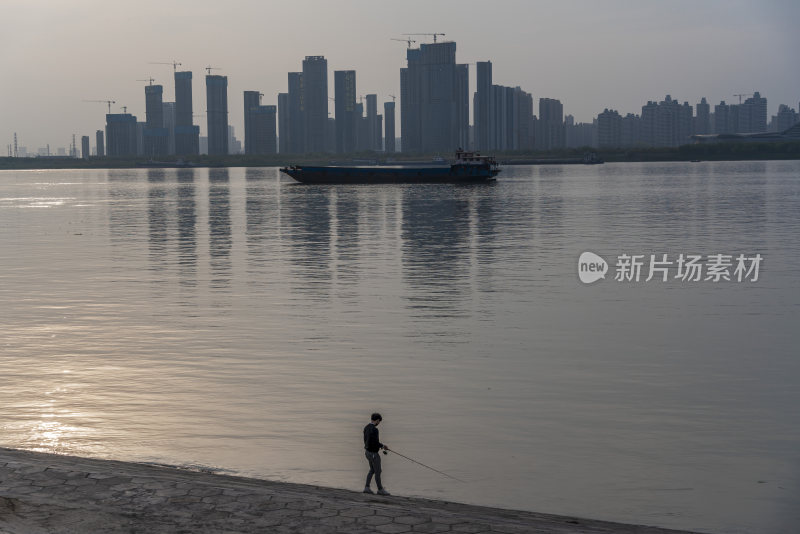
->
[1,162,799,533]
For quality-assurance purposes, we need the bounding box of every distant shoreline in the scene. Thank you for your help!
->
[2,141,799,170]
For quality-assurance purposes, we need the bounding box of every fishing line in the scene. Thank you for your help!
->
[386,449,467,483]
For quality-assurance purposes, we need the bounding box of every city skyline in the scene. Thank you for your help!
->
[2,0,799,150]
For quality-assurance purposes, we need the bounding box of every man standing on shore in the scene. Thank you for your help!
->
[363,413,390,495]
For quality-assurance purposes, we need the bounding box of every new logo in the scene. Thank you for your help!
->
[578,252,608,284]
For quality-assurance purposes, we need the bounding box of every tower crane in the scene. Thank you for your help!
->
[205,66,221,75]
[391,37,416,48]
[137,78,156,86]
[83,99,116,114]
[389,95,397,102]
[403,33,445,43]
[734,93,753,104]
[149,60,182,72]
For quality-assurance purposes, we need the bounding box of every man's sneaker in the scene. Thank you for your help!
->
[377,488,391,496]
[363,487,374,494]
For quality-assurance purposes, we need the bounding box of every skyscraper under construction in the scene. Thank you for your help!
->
[400,41,469,153]
[174,71,200,155]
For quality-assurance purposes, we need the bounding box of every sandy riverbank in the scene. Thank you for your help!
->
[0,448,701,533]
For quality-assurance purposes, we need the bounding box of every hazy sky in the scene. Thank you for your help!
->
[2,0,798,151]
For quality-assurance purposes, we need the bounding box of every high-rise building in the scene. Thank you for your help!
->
[355,101,369,152]
[384,101,396,153]
[95,130,104,157]
[400,41,468,153]
[144,84,168,157]
[400,50,420,153]
[302,56,328,153]
[536,98,565,150]
[515,87,534,150]
[145,85,164,128]
[565,116,597,148]
[487,84,534,151]
[678,100,693,144]
[249,105,278,154]
[366,94,379,151]
[162,102,175,155]
[774,104,799,132]
[243,90,262,154]
[638,95,692,147]
[174,71,199,156]
[334,70,357,153]
[287,72,304,153]
[175,72,193,126]
[278,92,290,153]
[695,97,710,135]
[81,136,90,159]
[455,64,469,149]
[228,125,242,155]
[729,104,742,134]
[655,96,678,146]
[105,113,138,156]
[136,121,145,156]
[597,109,622,148]
[326,117,337,153]
[475,61,492,151]
[740,92,767,133]
[473,61,534,151]
[491,85,508,149]
[714,101,731,134]
[621,113,641,147]
[709,93,767,135]
[206,75,229,156]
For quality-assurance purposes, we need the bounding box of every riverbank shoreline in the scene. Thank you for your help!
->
[2,140,799,171]
[0,447,701,533]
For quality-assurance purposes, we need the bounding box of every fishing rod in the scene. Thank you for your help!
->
[385,448,467,483]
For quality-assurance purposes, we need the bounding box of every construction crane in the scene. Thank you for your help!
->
[149,60,182,72]
[205,66,221,75]
[388,95,397,102]
[137,78,155,86]
[83,99,116,114]
[734,93,753,104]
[403,33,445,43]
[121,105,128,113]
[391,37,416,48]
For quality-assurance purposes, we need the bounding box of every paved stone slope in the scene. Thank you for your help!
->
[0,448,699,534]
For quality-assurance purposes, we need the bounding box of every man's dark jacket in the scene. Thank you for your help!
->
[363,423,384,453]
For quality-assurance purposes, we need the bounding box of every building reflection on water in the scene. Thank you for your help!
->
[147,169,169,276]
[401,188,472,325]
[283,186,332,299]
[333,189,361,288]
[208,168,231,289]
[106,170,544,335]
[244,168,272,266]
[176,169,196,287]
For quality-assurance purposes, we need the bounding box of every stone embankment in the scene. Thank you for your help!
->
[0,448,699,533]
